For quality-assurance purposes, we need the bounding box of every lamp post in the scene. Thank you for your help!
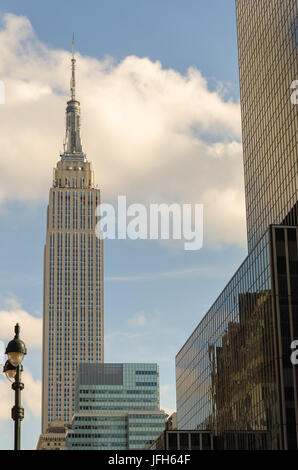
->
[3,323,27,450]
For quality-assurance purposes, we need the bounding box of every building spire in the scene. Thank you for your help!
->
[61,36,86,162]
[70,34,76,100]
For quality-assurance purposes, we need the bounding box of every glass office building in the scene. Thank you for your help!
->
[66,363,166,449]
[177,225,298,449]
[236,0,297,251]
[176,0,298,450]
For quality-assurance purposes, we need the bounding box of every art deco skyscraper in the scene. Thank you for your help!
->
[41,45,103,432]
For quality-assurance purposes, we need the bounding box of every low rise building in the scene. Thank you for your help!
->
[36,420,68,450]
[148,430,270,450]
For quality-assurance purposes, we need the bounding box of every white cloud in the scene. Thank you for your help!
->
[160,384,173,394]
[0,13,246,247]
[0,369,41,420]
[22,370,42,418]
[127,311,148,326]
[0,376,12,420]
[0,294,42,423]
[161,407,176,418]
[0,295,42,349]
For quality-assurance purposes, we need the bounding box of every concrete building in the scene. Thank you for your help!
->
[66,363,166,449]
[41,43,103,435]
[36,420,69,450]
[165,412,177,431]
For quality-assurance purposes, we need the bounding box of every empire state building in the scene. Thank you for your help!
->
[41,44,103,432]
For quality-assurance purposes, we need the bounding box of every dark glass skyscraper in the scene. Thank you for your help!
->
[176,0,298,450]
[236,0,297,251]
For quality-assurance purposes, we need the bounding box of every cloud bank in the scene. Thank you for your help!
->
[0,13,246,247]
[0,369,41,420]
[0,296,42,349]
[0,295,42,427]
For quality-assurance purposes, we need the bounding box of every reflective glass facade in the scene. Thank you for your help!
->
[176,226,298,449]
[177,230,274,433]
[175,0,298,450]
[236,0,298,251]
[66,363,166,449]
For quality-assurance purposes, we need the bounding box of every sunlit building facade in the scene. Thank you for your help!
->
[36,420,68,450]
[41,47,103,433]
[176,0,298,450]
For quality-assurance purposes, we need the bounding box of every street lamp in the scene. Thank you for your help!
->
[3,323,27,450]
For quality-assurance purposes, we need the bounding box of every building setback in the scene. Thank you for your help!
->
[41,44,103,433]
[36,420,69,450]
[66,363,166,450]
[176,0,298,450]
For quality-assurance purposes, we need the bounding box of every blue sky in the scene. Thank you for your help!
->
[0,0,248,450]
[0,0,239,82]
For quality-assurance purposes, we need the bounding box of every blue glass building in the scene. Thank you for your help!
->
[66,363,166,449]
